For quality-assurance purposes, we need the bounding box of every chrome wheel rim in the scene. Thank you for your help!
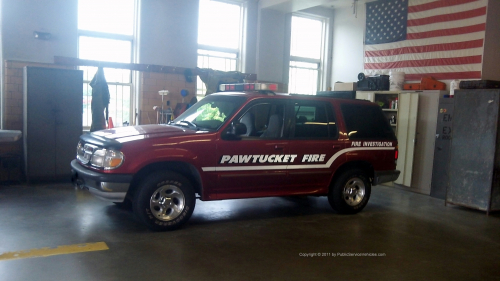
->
[342,177,366,206]
[150,185,186,221]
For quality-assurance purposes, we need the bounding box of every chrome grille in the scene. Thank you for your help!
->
[77,143,99,165]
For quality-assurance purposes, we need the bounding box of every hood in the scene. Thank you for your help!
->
[92,124,204,143]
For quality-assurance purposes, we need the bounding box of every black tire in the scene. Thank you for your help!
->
[133,171,196,231]
[113,199,132,210]
[328,169,371,214]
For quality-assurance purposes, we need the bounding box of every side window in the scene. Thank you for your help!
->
[237,102,286,139]
[340,104,395,139]
[292,102,337,139]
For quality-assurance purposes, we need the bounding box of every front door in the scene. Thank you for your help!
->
[214,100,290,199]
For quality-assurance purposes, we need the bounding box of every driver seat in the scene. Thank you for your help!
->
[240,112,256,136]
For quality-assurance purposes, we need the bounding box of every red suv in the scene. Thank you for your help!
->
[71,83,399,231]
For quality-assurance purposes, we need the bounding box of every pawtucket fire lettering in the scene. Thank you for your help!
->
[220,155,298,164]
[219,154,328,164]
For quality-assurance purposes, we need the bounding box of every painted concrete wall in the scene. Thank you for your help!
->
[331,4,366,84]
[139,0,198,68]
[1,0,78,63]
[256,8,287,83]
[482,0,500,80]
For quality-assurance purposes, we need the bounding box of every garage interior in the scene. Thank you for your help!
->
[1,0,500,280]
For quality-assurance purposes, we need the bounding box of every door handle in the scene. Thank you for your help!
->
[274,145,284,150]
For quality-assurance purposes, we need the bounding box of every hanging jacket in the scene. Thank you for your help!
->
[89,67,110,132]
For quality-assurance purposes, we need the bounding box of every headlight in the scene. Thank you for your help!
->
[91,149,124,170]
[77,142,124,170]
[104,149,125,169]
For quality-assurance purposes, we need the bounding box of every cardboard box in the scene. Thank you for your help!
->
[334,82,357,91]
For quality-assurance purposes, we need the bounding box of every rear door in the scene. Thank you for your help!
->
[286,99,345,195]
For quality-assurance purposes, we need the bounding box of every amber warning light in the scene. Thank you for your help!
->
[219,83,278,92]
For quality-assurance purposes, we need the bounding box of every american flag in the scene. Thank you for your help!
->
[364,0,487,81]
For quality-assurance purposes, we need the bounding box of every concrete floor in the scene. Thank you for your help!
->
[0,183,499,281]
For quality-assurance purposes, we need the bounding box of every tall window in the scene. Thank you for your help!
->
[288,15,326,95]
[197,0,244,99]
[78,0,137,128]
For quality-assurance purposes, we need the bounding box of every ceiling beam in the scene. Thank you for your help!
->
[259,0,338,13]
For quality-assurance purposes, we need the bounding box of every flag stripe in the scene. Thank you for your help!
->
[365,39,484,57]
[365,31,485,51]
[409,1,488,20]
[407,23,486,40]
[365,47,483,63]
[365,55,482,69]
[408,15,486,34]
[407,7,486,26]
[365,64,482,77]
[404,71,482,80]
[408,0,481,13]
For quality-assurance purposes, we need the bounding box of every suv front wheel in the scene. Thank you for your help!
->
[133,171,196,231]
[328,169,371,214]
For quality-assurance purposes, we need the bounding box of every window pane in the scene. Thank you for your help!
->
[289,62,318,95]
[290,16,323,59]
[78,0,135,35]
[198,49,237,58]
[198,0,241,49]
[83,83,92,127]
[197,50,238,99]
[290,61,318,69]
[83,82,131,128]
[79,36,131,63]
[341,104,395,140]
[293,104,329,138]
[81,66,131,84]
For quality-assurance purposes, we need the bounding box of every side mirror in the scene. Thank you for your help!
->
[223,122,247,140]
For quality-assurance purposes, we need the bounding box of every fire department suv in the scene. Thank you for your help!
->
[71,83,400,231]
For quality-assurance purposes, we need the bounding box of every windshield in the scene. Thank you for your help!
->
[172,95,246,130]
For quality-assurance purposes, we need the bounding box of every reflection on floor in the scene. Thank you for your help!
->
[0,183,499,280]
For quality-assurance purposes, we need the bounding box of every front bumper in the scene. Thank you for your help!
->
[71,159,133,202]
[373,170,400,185]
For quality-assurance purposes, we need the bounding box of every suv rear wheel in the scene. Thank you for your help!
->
[328,169,371,214]
[133,171,196,231]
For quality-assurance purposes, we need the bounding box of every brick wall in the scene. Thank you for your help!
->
[139,72,197,125]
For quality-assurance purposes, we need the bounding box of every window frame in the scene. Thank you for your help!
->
[286,13,329,95]
[77,0,140,129]
[228,99,289,140]
[197,0,246,99]
[289,100,338,140]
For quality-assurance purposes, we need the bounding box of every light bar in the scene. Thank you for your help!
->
[219,83,278,92]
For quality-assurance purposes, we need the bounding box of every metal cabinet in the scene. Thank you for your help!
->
[430,98,454,199]
[409,90,448,195]
[356,91,418,187]
[446,89,500,213]
[23,67,83,182]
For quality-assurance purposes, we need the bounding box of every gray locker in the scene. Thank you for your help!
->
[430,98,454,199]
[23,67,83,182]
[446,89,500,213]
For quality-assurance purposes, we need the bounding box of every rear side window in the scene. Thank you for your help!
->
[292,101,337,139]
[341,104,395,140]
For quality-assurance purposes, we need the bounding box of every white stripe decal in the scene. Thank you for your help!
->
[201,147,395,172]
